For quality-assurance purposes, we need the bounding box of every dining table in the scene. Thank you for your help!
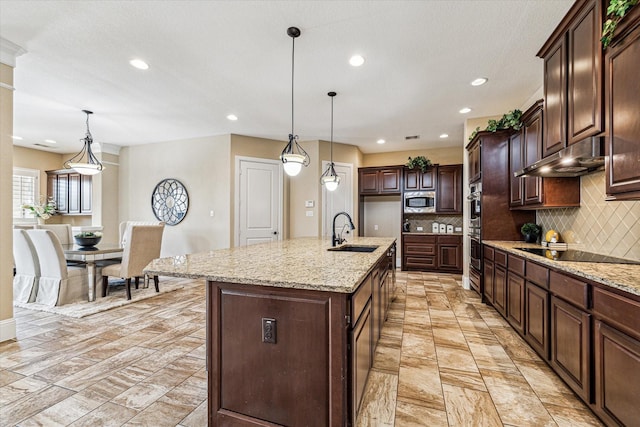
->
[62,243,123,302]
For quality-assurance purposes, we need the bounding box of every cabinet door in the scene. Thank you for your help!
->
[483,261,495,304]
[594,321,640,427]
[403,169,419,191]
[493,266,507,317]
[543,36,567,157]
[550,296,591,401]
[438,245,460,271]
[567,0,603,144]
[379,169,401,193]
[68,173,81,214]
[351,301,372,420]
[525,282,549,360]
[359,170,379,194]
[56,174,69,213]
[372,269,381,347]
[420,167,436,190]
[507,272,525,335]
[509,131,524,207]
[605,20,640,200]
[80,175,92,213]
[468,140,481,183]
[46,173,58,209]
[436,164,462,213]
[523,108,543,205]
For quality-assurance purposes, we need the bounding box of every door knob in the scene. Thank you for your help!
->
[273,231,278,235]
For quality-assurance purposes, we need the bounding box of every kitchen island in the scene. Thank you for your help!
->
[145,237,397,426]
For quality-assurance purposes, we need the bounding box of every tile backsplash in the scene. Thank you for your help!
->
[405,214,463,233]
[536,171,640,261]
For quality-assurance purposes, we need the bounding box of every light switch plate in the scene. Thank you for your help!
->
[305,200,315,207]
[306,210,314,217]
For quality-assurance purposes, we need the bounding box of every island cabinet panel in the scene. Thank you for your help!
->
[351,301,372,422]
[208,282,348,427]
[594,320,640,427]
[550,295,591,402]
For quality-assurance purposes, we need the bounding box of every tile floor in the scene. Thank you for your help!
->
[0,272,604,426]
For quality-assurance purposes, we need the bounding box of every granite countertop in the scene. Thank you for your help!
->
[144,237,396,294]
[403,232,463,236]
[483,241,640,297]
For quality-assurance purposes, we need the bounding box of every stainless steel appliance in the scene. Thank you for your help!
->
[404,191,435,213]
[467,183,482,272]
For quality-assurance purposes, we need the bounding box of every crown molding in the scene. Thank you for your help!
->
[96,142,121,156]
[0,38,26,67]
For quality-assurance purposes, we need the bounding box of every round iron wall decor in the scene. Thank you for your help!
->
[151,178,189,226]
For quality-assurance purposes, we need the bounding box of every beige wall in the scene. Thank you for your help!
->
[93,151,119,243]
[119,135,231,256]
[361,146,463,168]
[0,63,15,340]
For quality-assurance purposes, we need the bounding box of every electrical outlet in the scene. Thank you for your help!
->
[306,210,313,217]
[417,226,424,231]
[374,224,379,230]
[262,318,276,344]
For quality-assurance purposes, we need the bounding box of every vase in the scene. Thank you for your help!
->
[37,217,45,225]
[523,233,538,243]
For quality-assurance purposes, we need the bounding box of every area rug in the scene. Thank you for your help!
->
[13,277,191,318]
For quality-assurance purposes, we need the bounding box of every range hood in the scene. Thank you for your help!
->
[514,136,605,178]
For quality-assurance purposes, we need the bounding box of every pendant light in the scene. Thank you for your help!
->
[64,110,104,175]
[320,91,340,192]
[280,26,310,177]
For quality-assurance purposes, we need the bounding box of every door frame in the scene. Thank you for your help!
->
[321,161,354,238]
[234,156,284,247]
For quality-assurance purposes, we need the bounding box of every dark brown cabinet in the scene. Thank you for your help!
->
[358,167,402,195]
[436,164,462,214]
[351,300,372,420]
[437,235,462,272]
[550,295,591,402]
[605,7,640,200]
[539,0,604,157]
[402,234,461,272]
[468,138,481,183]
[483,259,495,303]
[403,167,435,191]
[493,265,507,317]
[509,131,524,206]
[46,170,92,215]
[525,282,550,360]
[506,254,526,335]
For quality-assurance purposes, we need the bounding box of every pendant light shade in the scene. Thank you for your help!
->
[320,91,341,191]
[280,26,310,177]
[64,110,104,175]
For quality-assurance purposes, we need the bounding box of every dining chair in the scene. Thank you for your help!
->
[26,229,89,306]
[35,224,73,245]
[119,220,163,247]
[101,224,165,300]
[13,229,40,303]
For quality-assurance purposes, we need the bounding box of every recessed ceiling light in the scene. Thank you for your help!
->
[439,133,449,138]
[471,77,488,86]
[561,157,574,165]
[459,107,472,114]
[540,166,551,173]
[44,139,57,144]
[377,139,385,144]
[226,114,238,121]
[129,59,149,70]
[12,135,23,140]
[349,55,365,67]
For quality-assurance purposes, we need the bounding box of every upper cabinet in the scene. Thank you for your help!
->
[47,170,92,215]
[538,0,604,157]
[436,164,462,214]
[358,166,402,195]
[604,5,640,200]
[467,139,481,184]
[403,167,436,191]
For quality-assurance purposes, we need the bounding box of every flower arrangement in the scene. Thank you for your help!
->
[22,196,57,220]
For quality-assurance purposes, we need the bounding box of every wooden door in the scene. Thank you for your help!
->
[56,174,69,213]
[507,272,525,334]
[80,175,92,213]
[525,282,549,360]
[420,168,436,190]
[403,169,419,191]
[509,131,524,207]
[359,169,379,194]
[68,173,81,214]
[436,165,461,214]
[543,37,567,157]
[523,105,543,205]
[379,168,401,193]
[351,302,372,421]
[483,260,495,304]
[494,266,507,316]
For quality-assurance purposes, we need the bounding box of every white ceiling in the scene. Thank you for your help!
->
[1,0,573,155]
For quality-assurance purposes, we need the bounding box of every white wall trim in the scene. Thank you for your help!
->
[0,82,15,91]
[0,317,17,343]
[96,142,121,156]
[0,37,26,67]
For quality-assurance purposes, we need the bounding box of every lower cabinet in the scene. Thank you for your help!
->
[550,295,591,402]
[493,265,507,317]
[506,272,525,334]
[483,260,495,303]
[402,234,462,272]
[525,282,549,360]
[351,300,372,421]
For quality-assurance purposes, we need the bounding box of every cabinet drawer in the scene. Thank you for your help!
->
[484,246,494,261]
[495,250,508,267]
[469,268,481,294]
[508,254,525,276]
[437,235,461,245]
[404,256,436,269]
[526,261,549,288]
[549,271,588,309]
[404,235,436,244]
[593,286,640,340]
[404,243,436,256]
[351,275,372,327]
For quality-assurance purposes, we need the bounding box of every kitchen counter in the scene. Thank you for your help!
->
[402,232,463,236]
[145,236,395,293]
[483,241,640,296]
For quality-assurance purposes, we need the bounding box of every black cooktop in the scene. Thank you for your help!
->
[514,247,640,265]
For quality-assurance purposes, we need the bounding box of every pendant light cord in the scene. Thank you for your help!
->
[291,36,295,137]
[330,94,334,162]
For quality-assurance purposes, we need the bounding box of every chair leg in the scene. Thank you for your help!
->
[125,278,132,300]
[153,275,159,292]
[102,276,109,297]
[134,277,139,289]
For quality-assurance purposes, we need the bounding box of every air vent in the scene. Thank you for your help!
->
[34,143,56,149]
[405,135,419,140]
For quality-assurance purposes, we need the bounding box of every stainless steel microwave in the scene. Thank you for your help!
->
[404,191,435,213]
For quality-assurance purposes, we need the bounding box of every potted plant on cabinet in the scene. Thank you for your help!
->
[521,223,541,243]
[406,156,432,173]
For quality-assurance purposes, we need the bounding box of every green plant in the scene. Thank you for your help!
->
[468,126,481,142]
[406,156,432,173]
[602,0,639,47]
[75,231,102,238]
[467,109,523,142]
[520,223,541,236]
[22,196,56,219]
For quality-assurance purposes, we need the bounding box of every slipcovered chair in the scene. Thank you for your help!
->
[102,224,165,300]
[13,229,40,303]
[35,224,73,245]
[26,229,89,306]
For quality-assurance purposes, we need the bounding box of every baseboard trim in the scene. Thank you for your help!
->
[462,275,471,290]
[0,317,17,343]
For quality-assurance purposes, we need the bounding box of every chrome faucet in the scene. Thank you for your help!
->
[332,211,356,246]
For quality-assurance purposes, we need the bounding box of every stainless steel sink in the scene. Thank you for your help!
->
[327,245,379,253]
